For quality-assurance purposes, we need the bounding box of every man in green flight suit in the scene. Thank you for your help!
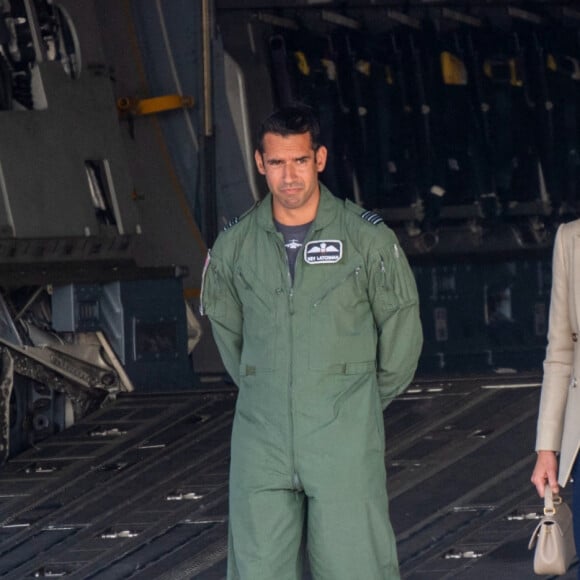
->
[201,104,423,580]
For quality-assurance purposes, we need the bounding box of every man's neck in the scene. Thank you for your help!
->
[274,212,314,226]
[272,193,320,226]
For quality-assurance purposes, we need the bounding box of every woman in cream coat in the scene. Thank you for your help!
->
[532,219,580,567]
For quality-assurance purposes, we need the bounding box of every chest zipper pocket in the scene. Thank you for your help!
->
[312,265,363,309]
[308,262,374,372]
[236,268,272,311]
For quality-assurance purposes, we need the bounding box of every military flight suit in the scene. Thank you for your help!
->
[201,185,423,580]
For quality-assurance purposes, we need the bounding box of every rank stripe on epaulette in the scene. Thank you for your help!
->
[222,201,261,231]
[223,216,239,231]
[360,210,384,225]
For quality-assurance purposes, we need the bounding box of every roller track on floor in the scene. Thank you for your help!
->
[0,374,576,579]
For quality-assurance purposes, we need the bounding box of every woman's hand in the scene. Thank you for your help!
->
[531,450,559,497]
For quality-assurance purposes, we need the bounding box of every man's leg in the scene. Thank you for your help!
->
[306,492,400,580]
[228,487,306,580]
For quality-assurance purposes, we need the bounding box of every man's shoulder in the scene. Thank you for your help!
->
[221,202,260,233]
[341,199,396,244]
[212,202,260,259]
[344,199,385,227]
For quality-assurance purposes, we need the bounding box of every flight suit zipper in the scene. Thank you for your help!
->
[274,233,298,489]
[289,284,298,490]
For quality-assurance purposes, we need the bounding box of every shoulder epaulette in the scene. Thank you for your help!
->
[222,201,260,231]
[344,199,385,226]
[223,216,239,231]
[360,209,384,225]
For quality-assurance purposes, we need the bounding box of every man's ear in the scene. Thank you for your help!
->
[315,146,328,173]
[254,150,266,175]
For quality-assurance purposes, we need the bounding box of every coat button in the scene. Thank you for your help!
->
[573,333,578,343]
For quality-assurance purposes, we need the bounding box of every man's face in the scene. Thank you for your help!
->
[254,132,327,224]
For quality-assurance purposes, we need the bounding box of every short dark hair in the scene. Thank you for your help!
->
[256,104,321,153]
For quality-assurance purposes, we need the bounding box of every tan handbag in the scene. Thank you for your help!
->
[528,485,576,575]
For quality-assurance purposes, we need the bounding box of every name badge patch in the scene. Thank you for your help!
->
[304,240,343,264]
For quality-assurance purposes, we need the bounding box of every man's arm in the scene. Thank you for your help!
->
[200,249,243,386]
[368,230,423,408]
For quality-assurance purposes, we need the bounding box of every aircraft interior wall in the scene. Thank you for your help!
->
[214,1,580,374]
[0,4,575,577]
[0,0,576,460]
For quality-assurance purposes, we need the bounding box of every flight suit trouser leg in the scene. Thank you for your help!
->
[227,488,306,580]
[306,492,400,580]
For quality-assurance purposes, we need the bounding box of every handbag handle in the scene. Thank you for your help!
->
[528,485,568,551]
[544,484,563,516]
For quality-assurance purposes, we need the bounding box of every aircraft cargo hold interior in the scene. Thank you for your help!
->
[0,0,579,578]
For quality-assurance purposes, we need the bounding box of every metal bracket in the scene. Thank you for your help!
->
[117,94,195,117]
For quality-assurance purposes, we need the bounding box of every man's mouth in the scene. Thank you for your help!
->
[281,186,301,194]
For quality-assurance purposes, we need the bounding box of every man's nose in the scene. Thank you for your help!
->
[283,163,297,181]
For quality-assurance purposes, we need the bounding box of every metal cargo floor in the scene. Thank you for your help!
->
[0,373,576,579]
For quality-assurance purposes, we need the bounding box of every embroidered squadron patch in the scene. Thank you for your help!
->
[304,240,343,264]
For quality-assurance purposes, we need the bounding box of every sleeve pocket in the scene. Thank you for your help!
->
[201,263,227,319]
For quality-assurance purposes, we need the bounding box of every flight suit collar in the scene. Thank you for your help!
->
[256,183,339,232]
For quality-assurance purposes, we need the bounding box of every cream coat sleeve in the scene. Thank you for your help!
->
[536,224,574,452]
